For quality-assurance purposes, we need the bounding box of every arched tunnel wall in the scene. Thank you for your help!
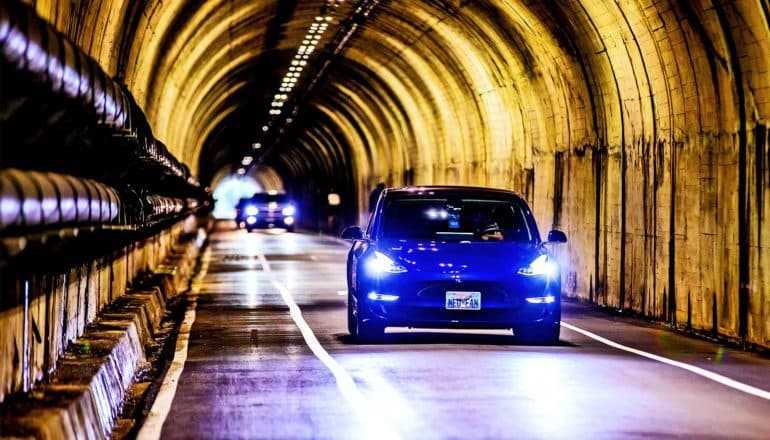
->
[19,0,770,347]
[301,0,770,346]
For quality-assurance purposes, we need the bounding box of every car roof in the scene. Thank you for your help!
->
[383,185,527,202]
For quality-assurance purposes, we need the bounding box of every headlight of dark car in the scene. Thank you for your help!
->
[282,205,296,216]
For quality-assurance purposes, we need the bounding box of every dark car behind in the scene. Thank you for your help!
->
[238,192,297,232]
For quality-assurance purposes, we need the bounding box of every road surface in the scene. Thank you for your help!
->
[140,227,770,439]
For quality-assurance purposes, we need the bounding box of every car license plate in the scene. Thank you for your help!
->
[445,291,481,310]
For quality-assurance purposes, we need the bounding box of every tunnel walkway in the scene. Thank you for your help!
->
[141,228,770,439]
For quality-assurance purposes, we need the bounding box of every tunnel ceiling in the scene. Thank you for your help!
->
[27,0,770,194]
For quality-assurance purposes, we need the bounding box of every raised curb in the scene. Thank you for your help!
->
[0,233,206,439]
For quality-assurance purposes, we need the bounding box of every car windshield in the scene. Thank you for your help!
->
[251,193,289,204]
[380,198,535,242]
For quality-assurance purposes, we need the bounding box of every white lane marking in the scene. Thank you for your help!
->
[259,254,399,440]
[138,250,210,440]
[561,321,770,401]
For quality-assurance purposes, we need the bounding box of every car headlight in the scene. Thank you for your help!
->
[518,254,557,277]
[245,206,259,216]
[368,292,399,301]
[526,295,556,304]
[282,205,296,216]
[365,251,407,275]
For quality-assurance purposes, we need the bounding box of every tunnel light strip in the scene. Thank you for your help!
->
[560,322,770,401]
[138,249,211,440]
[259,254,399,439]
[243,1,343,167]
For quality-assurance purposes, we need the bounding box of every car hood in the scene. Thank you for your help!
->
[378,238,543,275]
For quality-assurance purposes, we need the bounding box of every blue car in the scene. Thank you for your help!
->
[342,186,567,344]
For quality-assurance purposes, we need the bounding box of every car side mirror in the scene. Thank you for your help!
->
[341,226,364,240]
[547,230,567,243]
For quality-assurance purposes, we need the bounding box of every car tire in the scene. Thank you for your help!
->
[348,292,384,343]
[513,323,560,345]
[286,226,295,233]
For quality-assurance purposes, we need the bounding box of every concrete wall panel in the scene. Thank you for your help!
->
[0,216,201,402]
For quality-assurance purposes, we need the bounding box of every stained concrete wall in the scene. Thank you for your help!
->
[535,126,768,346]
[0,216,200,402]
[299,1,770,348]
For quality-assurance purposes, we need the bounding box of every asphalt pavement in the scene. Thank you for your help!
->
[144,227,770,439]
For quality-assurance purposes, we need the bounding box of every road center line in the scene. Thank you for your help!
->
[258,254,399,440]
[138,249,210,440]
[561,321,770,401]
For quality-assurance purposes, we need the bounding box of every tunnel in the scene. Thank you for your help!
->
[1,0,769,437]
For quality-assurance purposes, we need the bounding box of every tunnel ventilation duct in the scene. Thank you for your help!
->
[0,0,200,194]
[0,169,120,232]
[0,2,126,128]
[0,168,195,257]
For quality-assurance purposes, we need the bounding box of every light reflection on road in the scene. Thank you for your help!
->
[153,226,770,440]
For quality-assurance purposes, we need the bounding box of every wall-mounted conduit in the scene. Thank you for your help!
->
[0,0,200,191]
[0,168,191,240]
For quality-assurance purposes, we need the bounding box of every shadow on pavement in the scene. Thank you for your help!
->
[336,332,578,347]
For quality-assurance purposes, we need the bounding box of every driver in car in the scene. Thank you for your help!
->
[477,220,504,241]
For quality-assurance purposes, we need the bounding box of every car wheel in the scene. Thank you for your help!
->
[513,323,560,345]
[348,292,384,342]
[286,226,295,233]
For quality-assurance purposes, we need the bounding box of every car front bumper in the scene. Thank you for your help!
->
[246,214,294,228]
[356,276,561,328]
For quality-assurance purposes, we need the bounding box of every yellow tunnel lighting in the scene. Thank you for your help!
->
[27,0,770,349]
